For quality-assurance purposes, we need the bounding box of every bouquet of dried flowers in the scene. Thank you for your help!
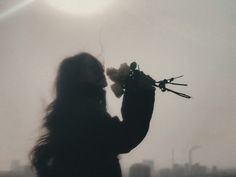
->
[106,62,191,99]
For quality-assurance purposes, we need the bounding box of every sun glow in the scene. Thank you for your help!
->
[47,0,116,16]
[0,0,34,20]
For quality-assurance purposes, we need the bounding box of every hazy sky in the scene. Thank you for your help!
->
[0,0,236,171]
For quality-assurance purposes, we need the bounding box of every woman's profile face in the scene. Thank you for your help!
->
[81,61,107,88]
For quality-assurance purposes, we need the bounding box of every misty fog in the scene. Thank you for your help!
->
[0,0,236,172]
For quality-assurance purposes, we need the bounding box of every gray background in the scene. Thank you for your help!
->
[0,0,235,171]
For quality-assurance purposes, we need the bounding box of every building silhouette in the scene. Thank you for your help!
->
[142,160,155,177]
[129,163,151,177]
[0,160,35,177]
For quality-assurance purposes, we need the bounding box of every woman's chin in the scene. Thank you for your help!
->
[100,80,108,88]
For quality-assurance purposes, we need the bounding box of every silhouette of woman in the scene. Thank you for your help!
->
[30,53,155,177]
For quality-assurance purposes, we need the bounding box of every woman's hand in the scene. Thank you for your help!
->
[136,71,156,90]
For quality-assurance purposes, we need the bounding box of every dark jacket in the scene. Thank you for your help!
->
[37,84,155,177]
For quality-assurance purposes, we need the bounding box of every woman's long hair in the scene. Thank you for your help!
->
[30,53,107,177]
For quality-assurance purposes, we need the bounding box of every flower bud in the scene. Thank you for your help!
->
[111,83,124,98]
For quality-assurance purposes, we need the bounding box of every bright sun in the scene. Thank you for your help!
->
[47,0,116,16]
